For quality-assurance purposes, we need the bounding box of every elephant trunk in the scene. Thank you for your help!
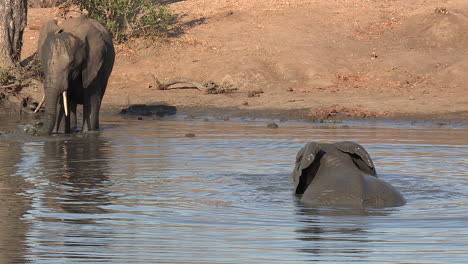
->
[40,71,67,135]
[42,87,59,135]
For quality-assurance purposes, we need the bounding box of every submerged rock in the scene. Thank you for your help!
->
[24,120,44,135]
[267,122,279,129]
[120,104,177,117]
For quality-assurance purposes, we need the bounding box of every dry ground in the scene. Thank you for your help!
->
[16,0,468,121]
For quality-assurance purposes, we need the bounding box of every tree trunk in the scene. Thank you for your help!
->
[0,0,27,69]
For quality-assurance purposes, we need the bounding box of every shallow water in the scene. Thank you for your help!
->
[0,114,467,263]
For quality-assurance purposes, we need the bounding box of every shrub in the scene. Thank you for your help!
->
[0,69,17,85]
[64,0,175,41]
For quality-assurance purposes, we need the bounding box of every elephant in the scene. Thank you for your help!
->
[36,15,115,135]
[293,141,406,208]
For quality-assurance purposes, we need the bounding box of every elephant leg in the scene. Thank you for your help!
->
[94,78,109,130]
[92,95,102,130]
[55,99,66,133]
[56,97,78,133]
[69,101,78,132]
[82,90,102,133]
[82,100,90,133]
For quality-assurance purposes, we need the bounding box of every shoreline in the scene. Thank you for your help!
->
[104,104,468,126]
[1,106,465,137]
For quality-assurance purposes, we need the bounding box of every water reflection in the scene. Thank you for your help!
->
[42,135,112,220]
[0,141,31,264]
[295,205,369,260]
[0,116,466,263]
[22,135,115,262]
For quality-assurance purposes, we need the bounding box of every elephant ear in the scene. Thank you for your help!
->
[293,142,322,194]
[335,141,377,177]
[82,28,107,88]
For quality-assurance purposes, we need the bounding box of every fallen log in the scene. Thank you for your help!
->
[154,77,206,91]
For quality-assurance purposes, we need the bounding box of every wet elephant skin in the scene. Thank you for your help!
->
[293,141,406,208]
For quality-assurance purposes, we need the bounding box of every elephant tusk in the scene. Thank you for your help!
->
[34,95,45,113]
[63,92,68,116]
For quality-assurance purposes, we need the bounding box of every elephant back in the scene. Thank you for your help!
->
[60,15,115,89]
[60,15,113,45]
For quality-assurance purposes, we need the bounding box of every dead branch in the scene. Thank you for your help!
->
[150,75,237,94]
[154,77,207,91]
[0,79,33,92]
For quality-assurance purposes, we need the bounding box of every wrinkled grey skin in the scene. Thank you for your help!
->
[293,141,406,208]
[37,15,115,135]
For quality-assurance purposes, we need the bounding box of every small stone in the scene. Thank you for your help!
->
[409,96,415,100]
[242,101,249,106]
[185,133,196,137]
[34,120,44,127]
[323,119,342,123]
[267,122,279,129]
[137,117,143,120]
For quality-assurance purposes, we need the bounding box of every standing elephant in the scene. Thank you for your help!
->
[293,141,406,208]
[36,15,115,135]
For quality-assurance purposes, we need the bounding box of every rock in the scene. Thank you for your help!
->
[247,89,264,97]
[267,122,279,128]
[185,133,196,137]
[24,120,43,135]
[323,119,342,123]
[120,104,177,117]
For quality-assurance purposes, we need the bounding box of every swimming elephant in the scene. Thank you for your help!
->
[293,141,406,208]
[36,15,115,135]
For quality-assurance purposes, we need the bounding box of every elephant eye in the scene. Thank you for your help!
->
[296,155,303,164]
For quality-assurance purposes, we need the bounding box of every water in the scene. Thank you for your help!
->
[0,114,467,263]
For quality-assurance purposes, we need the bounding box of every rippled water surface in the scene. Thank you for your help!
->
[0,114,467,263]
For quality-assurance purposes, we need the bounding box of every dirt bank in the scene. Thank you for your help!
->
[3,0,468,123]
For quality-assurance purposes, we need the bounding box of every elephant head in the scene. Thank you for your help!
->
[293,141,406,208]
[38,23,85,134]
[36,15,115,135]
